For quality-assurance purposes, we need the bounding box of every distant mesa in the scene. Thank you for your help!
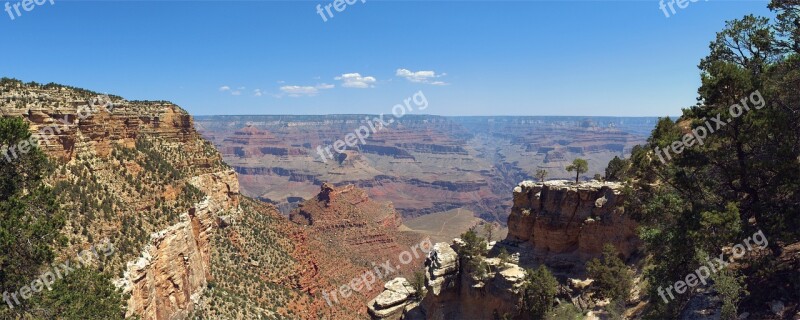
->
[196,115,656,222]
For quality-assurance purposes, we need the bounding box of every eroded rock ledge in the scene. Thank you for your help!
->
[369,180,643,320]
[506,180,641,273]
[115,170,241,320]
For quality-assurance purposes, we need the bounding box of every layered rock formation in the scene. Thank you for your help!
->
[0,83,197,163]
[195,115,655,225]
[367,278,420,320]
[2,80,423,320]
[370,240,528,320]
[2,80,233,319]
[289,183,425,272]
[424,243,459,297]
[506,180,641,274]
[368,180,643,319]
[117,170,240,319]
[421,241,528,320]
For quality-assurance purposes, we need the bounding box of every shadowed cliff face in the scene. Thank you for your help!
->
[195,115,656,224]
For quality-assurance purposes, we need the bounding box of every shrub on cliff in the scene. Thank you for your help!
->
[459,228,488,277]
[30,268,125,319]
[604,156,630,181]
[585,244,632,303]
[0,117,65,318]
[410,271,426,301]
[548,303,583,320]
[498,247,512,265]
[520,265,558,318]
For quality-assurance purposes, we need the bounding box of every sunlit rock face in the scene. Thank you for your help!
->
[118,170,241,320]
[506,180,642,273]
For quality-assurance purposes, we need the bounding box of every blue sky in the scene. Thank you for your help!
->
[1,0,772,116]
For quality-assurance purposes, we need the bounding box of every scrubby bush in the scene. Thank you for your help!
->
[520,265,558,318]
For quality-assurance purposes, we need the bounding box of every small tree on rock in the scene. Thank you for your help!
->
[566,158,588,183]
[535,169,548,182]
[483,223,495,242]
[410,271,426,301]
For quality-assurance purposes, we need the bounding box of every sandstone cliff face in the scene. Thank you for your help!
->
[288,183,428,318]
[290,183,409,253]
[506,180,641,273]
[4,80,433,320]
[117,170,240,320]
[1,90,196,162]
[368,180,643,320]
[421,241,527,320]
[367,278,420,320]
[2,81,233,319]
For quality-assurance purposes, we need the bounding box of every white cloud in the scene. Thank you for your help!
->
[219,85,246,96]
[253,89,263,97]
[335,73,377,88]
[279,83,335,97]
[396,68,448,85]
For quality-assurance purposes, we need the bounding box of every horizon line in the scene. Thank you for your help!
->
[191,114,673,118]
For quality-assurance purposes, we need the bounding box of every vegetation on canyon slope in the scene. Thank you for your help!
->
[0,118,125,319]
[618,1,800,318]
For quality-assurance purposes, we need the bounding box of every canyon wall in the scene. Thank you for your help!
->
[2,81,234,319]
[195,115,655,225]
[2,81,329,319]
[368,240,528,320]
[368,180,643,319]
[289,182,426,279]
[117,170,241,319]
[505,180,641,274]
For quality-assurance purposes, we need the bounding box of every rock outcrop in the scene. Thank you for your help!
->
[367,278,419,320]
[290,183,410,252]
[289,183,428,318]
[1,80,236,319]
[370,240,527,320]
[506,180,641,274]
[117,170,240,319]
[424,242,459,297]
[368,180,643,319]
[420,241,527,320]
